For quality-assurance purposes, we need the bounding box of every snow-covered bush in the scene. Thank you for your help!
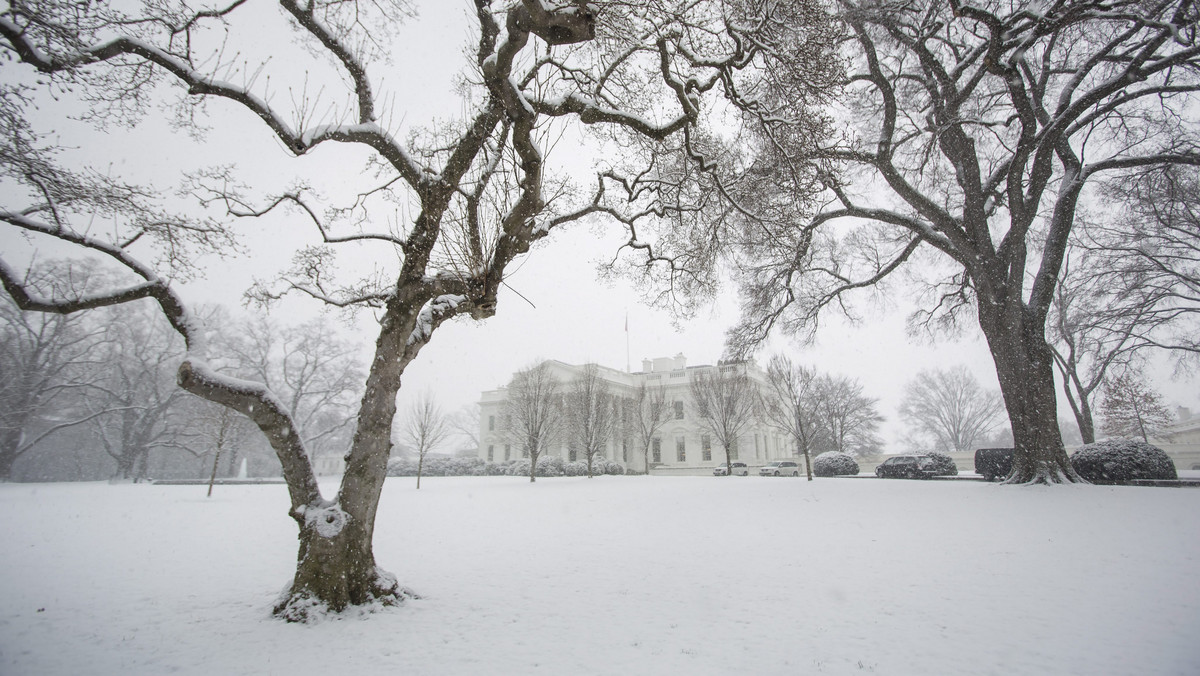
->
[506,459,532,477]
[451,457,486,476]
[387,456,493,477]
[563,461,587,476]
[423,457,452,476]
[481,461,510,476]
[1070,440,1177,484]
[386,457,418,476]
[536,456,565,477]
[925,452,958,476]
[813,452,859,477]
[603,459,625,475]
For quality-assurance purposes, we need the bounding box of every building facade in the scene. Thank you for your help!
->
[1152,407,1200,471]
[477,355,793,474]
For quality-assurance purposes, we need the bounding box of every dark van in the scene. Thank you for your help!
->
[974,448,1013,481]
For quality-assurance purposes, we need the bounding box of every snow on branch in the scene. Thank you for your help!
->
[406,294,466,347]
[0,212,323,513]
[0,17,427,189]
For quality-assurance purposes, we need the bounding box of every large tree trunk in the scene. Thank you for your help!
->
[1072,397,1096,445]
[0,428,22,480]
[978,303,1083,484]
[276,505,407,620]
[1058,366,1098,445]
[116,454,135,480]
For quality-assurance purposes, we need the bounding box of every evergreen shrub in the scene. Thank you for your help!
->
[1070,439,1177,484]
[926,452,959,476]
[813,451,859,477]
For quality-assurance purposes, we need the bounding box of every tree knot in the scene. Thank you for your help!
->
[304,504,349,538]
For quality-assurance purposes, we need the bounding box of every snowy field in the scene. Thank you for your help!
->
[2,476,1198,676]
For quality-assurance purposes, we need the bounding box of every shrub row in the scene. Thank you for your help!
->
[385,455,626,478]
[974,440,1177,483]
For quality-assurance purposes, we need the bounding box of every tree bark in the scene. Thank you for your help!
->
[272,295,420,620]
[276,506,407,620]
[207,446,222,497]
[1064,386,1097,445]
[978,302,1083,484]
[0,428,23,480]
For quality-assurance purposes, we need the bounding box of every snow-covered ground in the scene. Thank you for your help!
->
[2,476,1197,675]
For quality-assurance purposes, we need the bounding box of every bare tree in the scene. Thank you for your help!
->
[0,267,111,479]
[448,403,482,455]
[621,0,1200,483]
[401,392,451,489]
[1100,370,1175,442]
[1083,167,1200,363]
[565,364,616,478]
[816,374,884,457]
[761,354,821,480]
[219,316,364,467]
[899,367,1006,454]
[505,362,563,483]
[1048,164,1200,446]
[86,302,192,480]
[1048,253,1149,445]
[198,403,254,497]
[630,380,669,474]
[689,364,759,475]
[1,0,823,618]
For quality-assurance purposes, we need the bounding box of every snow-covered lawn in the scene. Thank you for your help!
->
[2,476,1197,676]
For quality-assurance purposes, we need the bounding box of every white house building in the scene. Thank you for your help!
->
[1152,407,1200,471]
[477,355,794,474]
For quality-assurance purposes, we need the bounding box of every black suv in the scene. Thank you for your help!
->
[875,455,938,479]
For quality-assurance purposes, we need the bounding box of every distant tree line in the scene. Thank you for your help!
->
[0,265,365,482]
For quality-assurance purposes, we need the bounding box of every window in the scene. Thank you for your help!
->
[488,415,495,431]
[622,440,629,463]
[522,446,529,458]
[487,445,494,462]
[673,400,684,420]
[729,439,739,460]
[701,435,712,461]
[504,444,511,461]
[652,438,661,464]
[569,448,577,462]
[676,437,686,462]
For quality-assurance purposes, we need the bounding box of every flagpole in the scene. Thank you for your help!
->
[625,310,631,373]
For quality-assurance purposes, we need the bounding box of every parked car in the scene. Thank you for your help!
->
[875,455,938,479]
[713,462,749,476]
[974,448,1013,481]
[759,461,800,477]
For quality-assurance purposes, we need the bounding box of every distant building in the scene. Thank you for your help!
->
[1152,407,1200,471]
[312,453,345,476]
[477,355,793,474]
